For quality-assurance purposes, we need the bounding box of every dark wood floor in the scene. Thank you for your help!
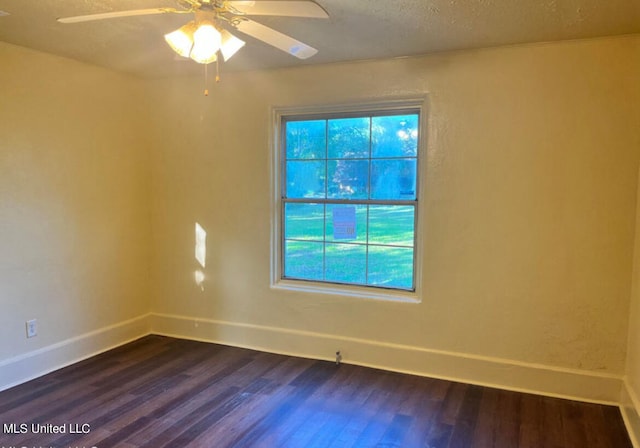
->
[0,335,632,448]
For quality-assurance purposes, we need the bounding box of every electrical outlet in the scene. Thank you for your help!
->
[26,319,37,338]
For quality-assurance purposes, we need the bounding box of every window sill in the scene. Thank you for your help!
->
[271,279,421,304]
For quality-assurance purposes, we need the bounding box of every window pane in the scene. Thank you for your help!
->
[367,246,414,289]
[327,160,369,199]
[285,203,324,241]
[326,204,367,243]
[368,205,414,246]
[372,114,419,158]
[328,117,370,159]
[286,161,326,198]
[281,108,421,293]
[371,158,417,200]
[284,240,324,281]
[325,243,366,284]
[286,120,326,160]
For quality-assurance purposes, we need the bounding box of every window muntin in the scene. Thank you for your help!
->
[281,109,420,291]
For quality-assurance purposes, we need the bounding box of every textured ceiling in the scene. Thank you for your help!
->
[0,0,639,78]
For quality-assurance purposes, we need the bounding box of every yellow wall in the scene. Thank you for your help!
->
[622,37,640,443]
[146,35,640,375]
[0,42,152,361]
[2,34,639,404]
[627,144,640,441]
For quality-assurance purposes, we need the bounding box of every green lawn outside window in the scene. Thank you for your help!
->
[281,110,420,291]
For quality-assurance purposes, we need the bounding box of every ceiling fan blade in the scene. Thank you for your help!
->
[57,8,178,24]
[228,1,328,18]
[235,19,317,59]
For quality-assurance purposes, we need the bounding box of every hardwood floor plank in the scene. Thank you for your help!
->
[447,384,483,448]
[272,366,360,447]
[401,396,443,448]
[541,395,566,448]
[518,394,543,448]
[561,400,588,448]
[493,390,521,447]
[439,382,467,426]
[425,421,454,448]
[601,405,634,448]
[375,413,413,447]
[303,411,351,448]
[169,379,274,447]
[141,386,241,447]
[333,368,406,447]
[0,336,632,448]
[226,360,338,447]
[471,386,499,447]
[348,372,404,447]
[147,356,253,420]
[95,415,153,447]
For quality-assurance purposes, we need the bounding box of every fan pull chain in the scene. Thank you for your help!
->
[204,64,209,96]
[202,60,220,96]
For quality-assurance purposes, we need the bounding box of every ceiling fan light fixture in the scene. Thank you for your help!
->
[189,20,221,64]
[220,29,246,61]
[164,21,196,57]
[58,1,329,73]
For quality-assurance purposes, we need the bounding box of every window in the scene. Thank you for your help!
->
[273,102,423,297]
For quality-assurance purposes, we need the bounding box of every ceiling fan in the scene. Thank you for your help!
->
[57,1,329,65]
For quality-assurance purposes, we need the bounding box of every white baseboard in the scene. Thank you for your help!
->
[0,314,151,392]
[0,311,624,408]
[150,312,622,405]
[622,380,640,448]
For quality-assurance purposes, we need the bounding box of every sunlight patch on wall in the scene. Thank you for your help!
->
[195,222,207,267]
[195,222,207,290]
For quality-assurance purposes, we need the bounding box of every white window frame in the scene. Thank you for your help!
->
[270,98,426,303]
